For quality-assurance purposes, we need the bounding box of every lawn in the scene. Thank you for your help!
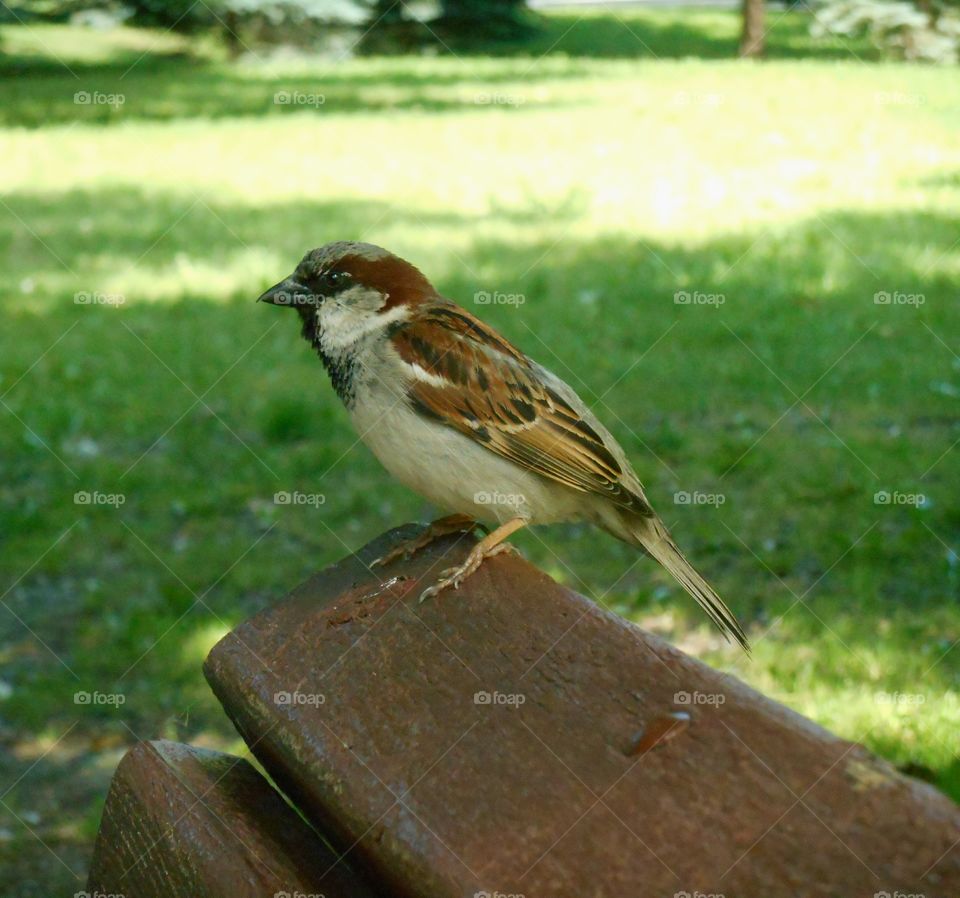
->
[1,8,959,893]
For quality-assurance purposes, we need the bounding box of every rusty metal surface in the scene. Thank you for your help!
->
[87,739,380,897]
[205,525,960,898]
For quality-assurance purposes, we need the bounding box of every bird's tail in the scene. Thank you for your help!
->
[628,516,750,653]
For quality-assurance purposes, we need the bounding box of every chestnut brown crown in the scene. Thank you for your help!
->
[257,241,436,311]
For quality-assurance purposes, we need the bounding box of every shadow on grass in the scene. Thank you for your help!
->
[0,22,618,129]
[0,9,881,127]
[395,7,879,60]
[1,184,958,893]
[0,188,588,286]
[0,58,587,127]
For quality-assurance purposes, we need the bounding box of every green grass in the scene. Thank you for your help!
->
[2,10,960,893]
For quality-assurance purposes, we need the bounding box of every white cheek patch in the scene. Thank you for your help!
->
[319,298,409,353]
[339,283,387,312]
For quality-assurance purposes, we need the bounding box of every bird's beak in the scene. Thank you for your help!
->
[257,277,313,307]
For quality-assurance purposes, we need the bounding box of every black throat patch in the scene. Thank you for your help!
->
[297,307,360,408]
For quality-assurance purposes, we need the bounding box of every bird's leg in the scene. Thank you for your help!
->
[419,517,527,603]
[373,513,484,567]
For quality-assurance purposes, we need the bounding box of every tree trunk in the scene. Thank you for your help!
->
[739,0,765,57]
[223,9,242,59]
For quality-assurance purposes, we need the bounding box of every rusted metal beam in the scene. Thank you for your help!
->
[204,524,960,897]
[87,739,378,897]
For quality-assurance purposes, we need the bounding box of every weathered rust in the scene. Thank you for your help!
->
[87,739,378,897]
[204,524,960,898]
[627,710,691,755]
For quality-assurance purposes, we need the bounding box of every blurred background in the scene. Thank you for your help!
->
[1,0,959,891]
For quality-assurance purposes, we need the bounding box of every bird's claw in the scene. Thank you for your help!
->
[418,583,444,603]
[418,536,520,604]
[418,566,464,603]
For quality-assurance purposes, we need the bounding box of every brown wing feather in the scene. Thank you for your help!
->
[392,302,653,517]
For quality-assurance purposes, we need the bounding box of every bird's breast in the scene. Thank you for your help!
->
[348,384,587,525]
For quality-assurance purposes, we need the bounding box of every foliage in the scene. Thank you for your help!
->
[2,0,96,22]
[813,0,960,62]
[432,0,537,42]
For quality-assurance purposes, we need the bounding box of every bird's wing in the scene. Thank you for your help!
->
[390,301,653,517]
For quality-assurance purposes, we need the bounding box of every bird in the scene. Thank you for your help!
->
[258,241,749,651]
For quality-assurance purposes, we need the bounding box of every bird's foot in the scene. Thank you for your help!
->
[373,514,483,568]
[419,542,517,603]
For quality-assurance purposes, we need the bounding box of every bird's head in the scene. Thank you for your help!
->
[257,241,435,349]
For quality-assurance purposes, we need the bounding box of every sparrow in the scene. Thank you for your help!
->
[258,242,749,651]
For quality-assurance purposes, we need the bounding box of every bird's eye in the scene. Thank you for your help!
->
[325,270,350,288]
